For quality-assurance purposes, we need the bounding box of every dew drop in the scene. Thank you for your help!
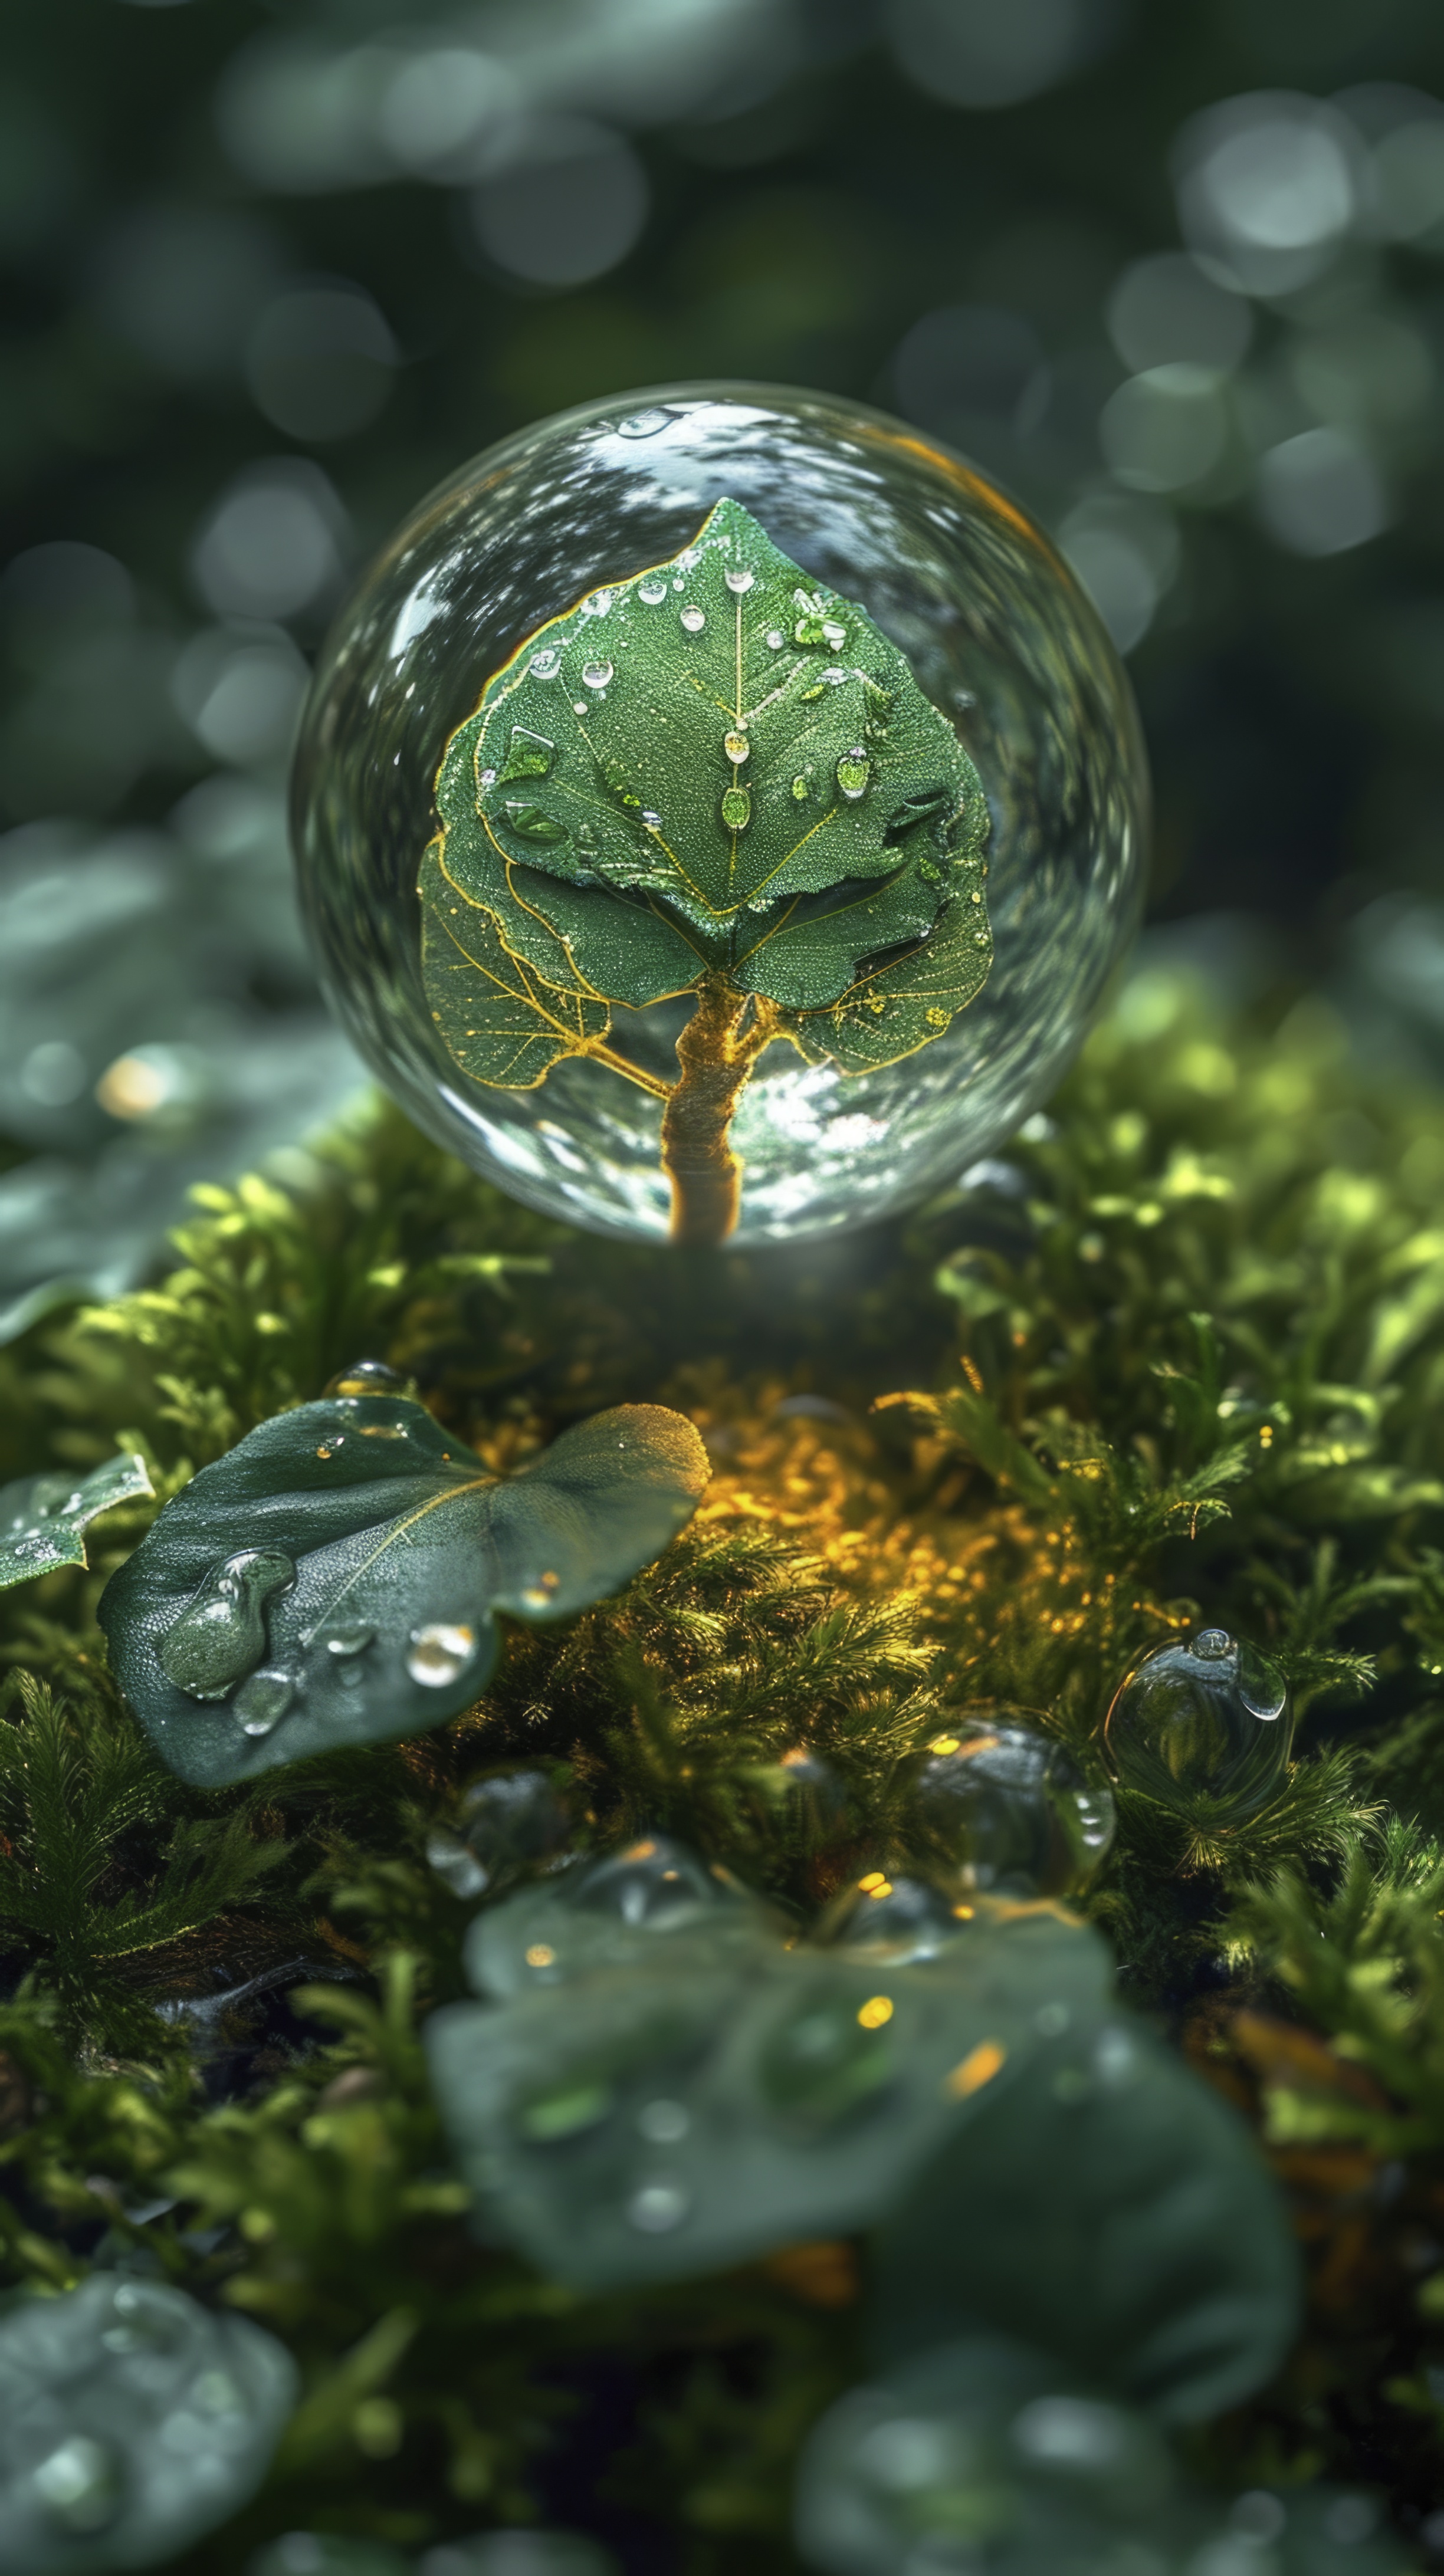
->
[680,606,706,633]
[791,775,809,801]
[820,666,848,686]
[32,2434,122,2534]
[721,786,751,832]
[406,1622,477,1687]
[573,701,589,716]
[836,748,871,802]
[638,577,668,606]
[326,1624,375,1658]
[627,2180,690,2233]
[724,566,755,594]
[159,1550,296,1701]
[324,1359,409,1399]
[504,801,569,846]
[497,725,556,783]
[636,2098,690,2144]
[585,590,612,617]
[234,1669,294,1736]
[641,809,662,828]
[822,619,848,650]
[520,1569,562,1611]
[616,408,670,438]
[724,730,749,765]
[766,629,785,649]
[582,659,613,691]
[528,647,562,679]
[478,767,496,788]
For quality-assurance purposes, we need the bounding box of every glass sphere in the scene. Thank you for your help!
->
[913,1717,1115,1895]
[292,384,1147,1245]
[1103,1628,1293,1822]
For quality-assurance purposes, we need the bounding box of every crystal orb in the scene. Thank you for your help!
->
[292,385,1147,1245]
[912,1716,1116,1895]
[1102,1628,1293,1821]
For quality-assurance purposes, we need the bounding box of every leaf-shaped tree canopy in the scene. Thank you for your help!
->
[422,497,992,1095]
[0,1451,153,1591]
[98,1390,708,1788]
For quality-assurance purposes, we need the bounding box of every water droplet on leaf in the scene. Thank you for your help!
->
[406,1622,477,1687]
[836,748,871,801]
[766,629,785,649]
[158,1551,296,1701]
[638,577,667,606]
[794,613,827,646]
[325,1624,375,1657]
[498,725,556,783]
[721,786,751,831]
[528,647,562,678]
[233,1670,294,1737]
[32,2435,122,2534]
[822,619,847,649]
[581,660,613,691]
[724,566,755,593]
[724,731,749,765]
[323,1361,411,1401]
[792,776,810,801]
[636,2098,690,2143]
[641,809,661,828]
[680,606,705,633]
[628,2181,690,2233]
[503,803,569,845]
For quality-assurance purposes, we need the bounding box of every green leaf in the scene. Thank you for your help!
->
[0,1451,154,1590]
[870,2018,1301,2424]
[97,1389,710,1787]
[422,494,990,1080]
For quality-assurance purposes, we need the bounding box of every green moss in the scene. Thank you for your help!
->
[5,961,1444,2564]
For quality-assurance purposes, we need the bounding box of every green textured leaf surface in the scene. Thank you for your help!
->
[869,2017,1301,2424]
[426,1904,1112,2290]
[0,1450,154,1591]
[421,495,992,1085]
[98,1394,709,1788]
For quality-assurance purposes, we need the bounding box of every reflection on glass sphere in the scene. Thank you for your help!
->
[913,1717,1115,1895]
[1102,1628,1293,1822]
[293,385,1147,1245]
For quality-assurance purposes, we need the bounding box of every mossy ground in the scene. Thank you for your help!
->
[5,961,1444,2568]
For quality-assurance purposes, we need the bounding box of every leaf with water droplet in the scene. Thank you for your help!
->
[99,1389,709,1788]
[420,494,990,1089]
[426,1896,1113,2291]
[0,1451,154,1592]
[0,2273,297,2571]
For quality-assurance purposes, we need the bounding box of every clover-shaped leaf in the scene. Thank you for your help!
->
[98,1390,708,1787]
[421,496,991,1242]
[0,1452,154,1591]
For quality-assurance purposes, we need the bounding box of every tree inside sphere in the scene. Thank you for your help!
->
[292,386,1147,1246]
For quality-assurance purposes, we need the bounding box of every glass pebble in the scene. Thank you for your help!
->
[293,385,1146,1247]
[1103,1629,1292,1821]
[0,2273,297,2574]
[911,1717,1115,1897]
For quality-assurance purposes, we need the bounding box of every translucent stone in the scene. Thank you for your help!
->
[794,2334,1179,2576]
[426,1767,570,1900]
[465,1832,778,1999]
[0,2273,297,2572]
[293,387,1145,1246]
[911,1718,1115,1896]
[157,1549,295,1701]
[1103,1629,1293,1821]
